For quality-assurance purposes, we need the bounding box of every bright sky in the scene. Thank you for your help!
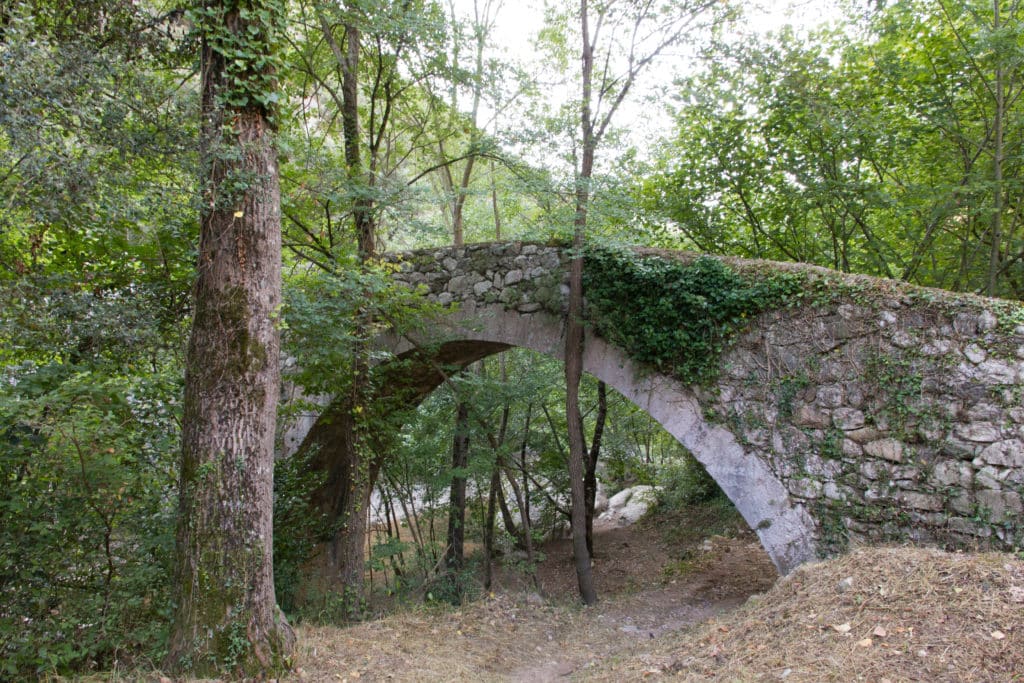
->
[449,0,845,164]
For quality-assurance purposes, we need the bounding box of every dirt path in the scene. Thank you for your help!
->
[292,514,778,682]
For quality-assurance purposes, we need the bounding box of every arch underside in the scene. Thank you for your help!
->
[381,302,818,574]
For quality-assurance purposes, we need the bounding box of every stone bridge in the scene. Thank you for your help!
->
[289,241,1024,575]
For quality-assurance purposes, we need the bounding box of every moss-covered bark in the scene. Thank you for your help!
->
[164,0,294,676]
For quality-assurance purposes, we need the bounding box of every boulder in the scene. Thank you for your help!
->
[600,485,661,525]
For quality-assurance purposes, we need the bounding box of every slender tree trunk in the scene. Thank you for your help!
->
[165,2,294,675]
[988,0,1004,296]
[483,458,501,589]
[563,0,597,606]
[443,401,470,602]
[340,21,375,258]
[483,355,510,588]
[497,483,521,544]
[584,380,607,557]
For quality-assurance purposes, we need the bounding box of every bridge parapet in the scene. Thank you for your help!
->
[384,241,569,313]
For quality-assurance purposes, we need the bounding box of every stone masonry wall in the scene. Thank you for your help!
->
[707,286,1024,555]
[384,242,1024,558]
[384,241,570,314]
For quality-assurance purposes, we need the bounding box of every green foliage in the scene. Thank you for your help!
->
[643,1,1024,297]
[603,450,656,490]
[583,247,804,384]
[282,259,443,397]
[863,352,926,437]
[656,451,723,510]
[188,0,286,114]
[272,450,329,615]
[0,364,179,677]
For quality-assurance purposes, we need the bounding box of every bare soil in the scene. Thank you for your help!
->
[290,508,779,682]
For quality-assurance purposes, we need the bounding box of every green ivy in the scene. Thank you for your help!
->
[188,0,285,116]
[582,247,805,385]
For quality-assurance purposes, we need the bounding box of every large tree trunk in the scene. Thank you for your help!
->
[299,404,381,612]
[165,2,294,675]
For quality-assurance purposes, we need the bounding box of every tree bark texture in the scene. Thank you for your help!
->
[299,404,381,608]
[585,380,607,557]
[444,401,471,571]
[443,400,471,602]
[562,0,598,606]
[165,2,294,675]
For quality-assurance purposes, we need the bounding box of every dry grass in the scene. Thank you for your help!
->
[595,546,1024,682]
[57,542,1024,682]
[290,593,586,682]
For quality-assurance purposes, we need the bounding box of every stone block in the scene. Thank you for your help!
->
[955,422,1002,443]
[954,312,980,335]
[845,386,865,409]
[860,460,886,480]
[842,439,863,458]
[976,440,1024,469]
[964,343,987,364]
[897,492,944,511]
[817,384,845,408]
[977,359,1018,384]
[833,408,865,430]
[979,309,998,331]
[446,274,472,293]
[974,465,1006,490]
[949,493,974,515]
[931,460,973,488]
[792,405,828,428]
[864,438,904,462]
[976,490,1023,524]
[892,331,916,348]
[847,427,883,444]
[921,339,953,356]
[892,466,921,483]
[966,403,1001,422]
[789,477,823,499]
[503,269,524,285]
[823,482,846,500]
[947,516,991,537]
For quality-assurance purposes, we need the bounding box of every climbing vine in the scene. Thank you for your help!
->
[188,0,285,115]
[582,247,805,385]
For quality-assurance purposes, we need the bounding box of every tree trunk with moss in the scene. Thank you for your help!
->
[164,0,294,676]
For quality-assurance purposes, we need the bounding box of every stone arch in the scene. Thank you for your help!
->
[381,302,818,575]
[289,241,1024,580]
